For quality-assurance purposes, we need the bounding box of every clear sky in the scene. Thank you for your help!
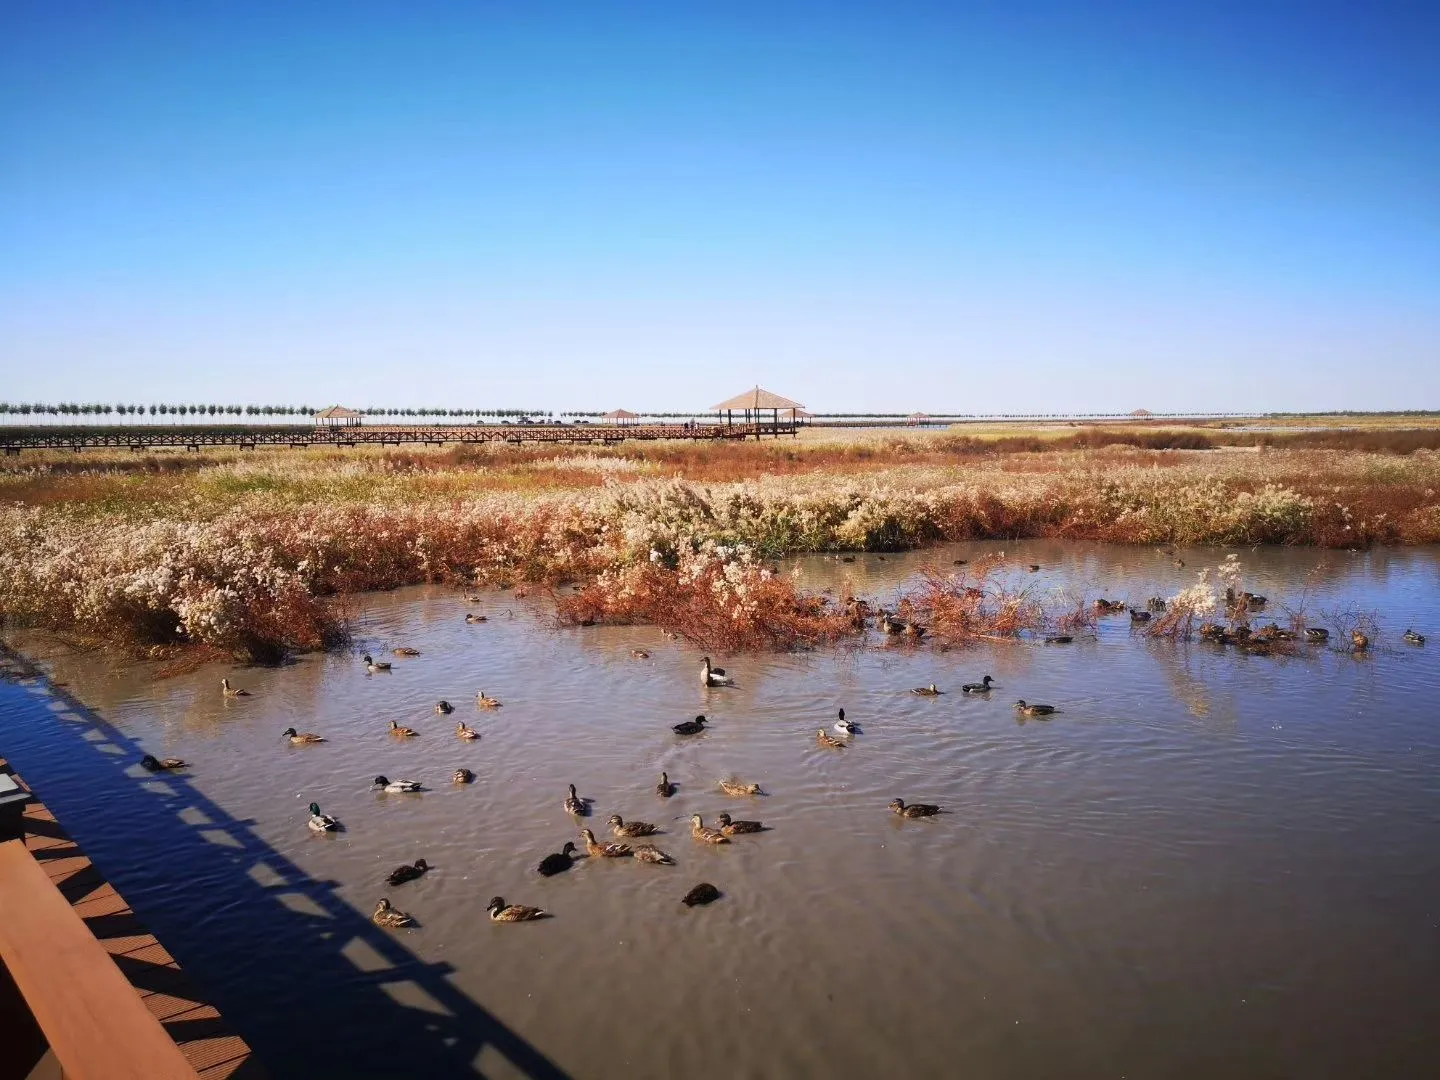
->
[3,1,1437,413]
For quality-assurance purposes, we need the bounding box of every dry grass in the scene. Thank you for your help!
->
[2,428,1436,658]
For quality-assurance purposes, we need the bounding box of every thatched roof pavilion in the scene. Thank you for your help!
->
[711,387,805,439]
[314,405,362,427]
[603,409,640,426]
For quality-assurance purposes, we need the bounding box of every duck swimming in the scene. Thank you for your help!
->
[372,898,413,928]
[452,768,474,784]
[673,715,708,735]
[435,700,454,715]
[1129,609,1152,623]
[1044,635,1073,644]
[362,654,392,672]
[1014,700,1057,717]
[815,729,847,749]
[911,683,943,696]
[220,678,249,698]
[833,709,860,735]
[656,772,676,798]
[889,798,942,818]
[537,842,577,876]
[389,720,419,737]
[1351,630,1370,651]
[715,812,764,835]
[682,882,721,906]
[281,727,325,744]
[455,722,480,740]
[387,859,429,886]
[393,647,421,657]
[961,675,995,693]
[306,802,338,831]
[475,691,502,709]
[581,828,632,858]
[140,754,187,772]
[633,844,676,864]
[1094,599,1125,614]
[1404,628,1425,646]
[719,777,762,796]
[563,784,588,816]
[631,649,650,659]
[689,815,730,844]
[487,897,549,922]
[701,657,734,687]
[373,775,423,793]
[1304,626,1329,642]
[464,613,488,624]
[608,814,660,838]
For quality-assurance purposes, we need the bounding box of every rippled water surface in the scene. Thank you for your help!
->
[4,541,1440,1079]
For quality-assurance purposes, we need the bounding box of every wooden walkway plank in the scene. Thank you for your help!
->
[0,838,200,1080]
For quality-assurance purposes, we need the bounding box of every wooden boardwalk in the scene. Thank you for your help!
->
[0,421,796,454]
[0,759,264,1079]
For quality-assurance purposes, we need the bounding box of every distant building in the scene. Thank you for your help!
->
[1130,409,1153,418]
[314,406,363,428]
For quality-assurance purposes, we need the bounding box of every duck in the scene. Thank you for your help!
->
[1094,599,1125,614]
[608,814,660,838]
[656,772,676,798]
[1404,628,1425,646]
[815,729,848,749]
[434,700,454,715]
[386,859,429,886]
[701,657,734,687]
[373,775,423,793]
[465,613,488,624]
[633,844,676,865]
[1129,609,1152,623]
[715,812,764,835]
[537,842,578,876]
[388,720,419,737]
[220,678,249,698]
[833,708,860,735]
[1014,700,1057,717]
[1027,564,1041,572]
[1147,597,1167,612]
[453,768,475,784]
[140,754,187,772]
[682,882,721,906]
[1044,635,1073,644]
[631,649,650,659]
[689,815,730,844]
[580,828,632,858]
[455,722,480,741]
[306,802,338,831]
[1199,622,1227,642]
[911,683,943,696]
[960,675,995,694]
[673,715,708,735]
[1350,630,1370,652]
[879,612,906,635]
[372,898,414,929]
[720,781,769,809]
[1246,593,1268,610]
[475,691,502,709]
[464,594,485,603]
[563,784,588,816]
[486,896,549,922]
[392,647,421,657]
[281,727,326,744]
[952,558,968,566]
[841,555,856,563]
[1304,626,1330,642]
[362,653,392,672]
[902,621,927,639]
[889,798,942,818]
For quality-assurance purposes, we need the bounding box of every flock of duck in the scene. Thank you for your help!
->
[143,581,1427,933]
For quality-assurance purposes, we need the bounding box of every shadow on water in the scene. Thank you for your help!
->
[0,666,571,1080]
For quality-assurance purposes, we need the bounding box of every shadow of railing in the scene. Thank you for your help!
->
[0,668,571,1080]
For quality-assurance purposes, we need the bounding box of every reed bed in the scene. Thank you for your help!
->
[2,441,1437,658]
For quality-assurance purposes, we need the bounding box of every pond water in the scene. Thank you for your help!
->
[3,541,1439,1080]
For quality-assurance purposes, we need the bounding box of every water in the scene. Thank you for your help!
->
[4,541,1439,1079]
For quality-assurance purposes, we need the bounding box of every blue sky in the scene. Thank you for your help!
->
[3,1,1437,413]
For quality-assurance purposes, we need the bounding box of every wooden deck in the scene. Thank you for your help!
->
[0,421,797,454]
[0,761,263,1079]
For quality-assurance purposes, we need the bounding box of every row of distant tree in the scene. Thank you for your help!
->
[0,403,555,420]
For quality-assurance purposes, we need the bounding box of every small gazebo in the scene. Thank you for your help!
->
[603,409,640,427]
[907,412,931,427]
[314,405,363,428]
[711,386,804,436]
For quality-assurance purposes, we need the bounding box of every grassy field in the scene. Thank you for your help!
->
[2,418,1437,659]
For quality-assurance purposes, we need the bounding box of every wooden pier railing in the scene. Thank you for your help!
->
[0,421,799,454]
